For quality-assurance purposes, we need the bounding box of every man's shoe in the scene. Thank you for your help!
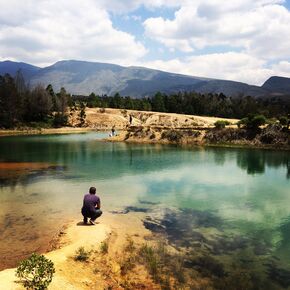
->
[89,219,96,225]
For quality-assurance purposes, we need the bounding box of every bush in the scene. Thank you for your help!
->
[237,117,248,128]
[237,115,266,130]
[53,113,68,127]
[74,247,91,262]
[214,120,230,129]
[250,115,267,129]
[279,116,289,127]
[161,130,183,142]
[15,253,55,290]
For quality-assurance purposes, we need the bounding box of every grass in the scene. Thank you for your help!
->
[91,234,192,289]
[74,247,91,262]
[99,240,109,254]
[139,244,159,280]
[124,236,135,252]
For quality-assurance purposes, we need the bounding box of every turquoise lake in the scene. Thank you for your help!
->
[0,132,289,287]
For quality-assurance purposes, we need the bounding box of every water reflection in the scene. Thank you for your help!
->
[0,135,289,187]
[235,149,290,178]
[0,133,289,277]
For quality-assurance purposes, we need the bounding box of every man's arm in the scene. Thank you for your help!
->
[96,200,101,209]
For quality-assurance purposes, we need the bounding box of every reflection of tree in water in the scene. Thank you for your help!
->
[237,150,265,174]
[213,148,227,166]
[236,150,290,178]
[0,165,67,188]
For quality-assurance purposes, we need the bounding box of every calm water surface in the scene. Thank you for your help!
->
[0,132,289,286]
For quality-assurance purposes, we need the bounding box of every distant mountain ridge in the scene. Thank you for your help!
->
[0,59,289,99]
[0,60,40,80]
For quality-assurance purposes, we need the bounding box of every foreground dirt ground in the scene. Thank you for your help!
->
[0,212,158,290]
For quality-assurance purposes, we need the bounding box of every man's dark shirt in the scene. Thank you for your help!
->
[82,193,100,213]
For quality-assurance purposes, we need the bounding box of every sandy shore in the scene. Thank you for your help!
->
[0,127,96,137]
[0,212,150,290]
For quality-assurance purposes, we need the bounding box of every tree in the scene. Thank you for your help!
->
[52,87,69,127]
[78,102,86,127]
[15,253,55,290]
[152,92,166,112]
[57,87,68,114]
[46,84,57,111]
[214,120,230,129]
[112,92,123,108]
[26,85,52,122]
[237,114,266,130]
[0,74,21,127]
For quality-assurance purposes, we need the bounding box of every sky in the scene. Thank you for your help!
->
[0,0,290,85]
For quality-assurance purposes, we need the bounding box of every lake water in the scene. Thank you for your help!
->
[0,133,289,287]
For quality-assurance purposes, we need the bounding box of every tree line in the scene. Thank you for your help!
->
[78,91,290,120]
[1,72,289,129]
[0,72,73,128]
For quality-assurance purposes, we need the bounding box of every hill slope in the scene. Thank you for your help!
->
[0,60,40,80]
[0,59,289,98]
[262,76,290,95]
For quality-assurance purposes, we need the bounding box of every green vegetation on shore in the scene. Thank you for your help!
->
[78,90,290,120]
[1,72,290,130]
[0,72,86,129]
[16,253,55,290]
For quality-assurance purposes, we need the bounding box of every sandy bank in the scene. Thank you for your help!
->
[0,212,151,290]
[0,107,238,137]
[0,127,95,137]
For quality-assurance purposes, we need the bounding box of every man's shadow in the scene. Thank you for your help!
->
[76,221,99,226]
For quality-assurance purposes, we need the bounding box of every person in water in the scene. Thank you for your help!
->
[81,187,102,225]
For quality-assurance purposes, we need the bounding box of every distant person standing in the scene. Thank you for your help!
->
[112,125,116,136]
[129,115,133,125]
[81,187,102,225]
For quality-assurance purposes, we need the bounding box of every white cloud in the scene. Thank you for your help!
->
[0,0,289,85]
[139,52,290,85]
[103,0,183,13]
[143,0,290,60]
[0,0,147,66]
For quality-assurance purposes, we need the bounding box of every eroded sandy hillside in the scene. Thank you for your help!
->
[70,107,238,130]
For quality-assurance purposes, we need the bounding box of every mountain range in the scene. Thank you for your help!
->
[0,60,289,99]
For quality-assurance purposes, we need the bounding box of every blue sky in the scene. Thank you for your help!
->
[0,0,290,85]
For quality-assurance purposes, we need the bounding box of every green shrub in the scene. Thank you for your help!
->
[250,115,266,128]
[214,120,230,129]
[15,253,55,290]
[74,247,91,262]
[266,118,277,125]
[237,115,266,130]
[237,117,249,128]
[100,240,109,254]
[53,113,68,127]
[279,116,288,126]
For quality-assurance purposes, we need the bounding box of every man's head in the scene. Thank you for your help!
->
[89,187,96,194]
